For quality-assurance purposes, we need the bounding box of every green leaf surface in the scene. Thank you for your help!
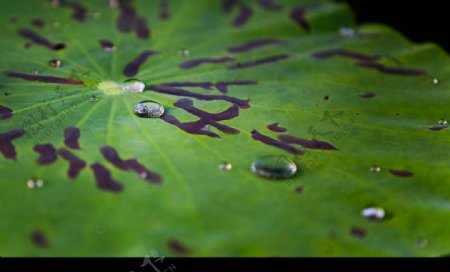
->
[1,0,449,257]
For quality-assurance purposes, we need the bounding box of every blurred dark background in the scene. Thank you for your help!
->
[340,0,449,52]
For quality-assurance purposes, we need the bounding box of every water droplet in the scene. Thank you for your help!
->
[31,69,39,75]
[361,207,385,220]
[438,119,448,126]
[122,79,145,93]
[178,48,190,57]
[52,21,60,29]
[92,12,102,20]
[50,0,60,8]
[134,100,165,118]
[431,78,439,85]
[251,155,297,180]
[27,178,44,189]
[339,27,355,37]
[417,238,428,248]
[48,59,61,68]
[219,162,232,171]
[109,0,119,8]
[370,165,381,173]
[90,95,98,102]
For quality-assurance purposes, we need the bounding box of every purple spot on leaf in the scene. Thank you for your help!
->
[295,185,303,193]
[179,57,234,69]
[267,123,286,132]
[227,39,284,53]
[355,62,426,76]
[0,129,25,160]
[161,82,214,90]
[149,85,250,109]
[33,144,57,165]
[233,4,253,28]
[168,239,191,255]
[126,159,163,184]
[161,115,220,138]
[223,0,238,13]
[117,0,136,32]
[251,130,304,155]
[58,148,86,179]
[123,50,158,77]
[61,0,88,22]
[18,28,66,51]
[31,230,49,248]
[350,227,367,239]
[214,80,257,93]
[4,71,83,85]
[290,6,310,31]
[136,17,150,39]
[257,0,283,11]
[228,54,289,69]
[389,169,413,178]
[279,134,338,150]
[100,145,129,170]
[91,162,124,193]
[313,49,381,62]
[64,126,81,149]
[0,105,13,120]
[428,125,447,131]
[360,92,376,99]
[31,19,45,28]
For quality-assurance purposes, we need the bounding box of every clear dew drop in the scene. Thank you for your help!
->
[431,78,439,85]
[219,162,232,171]
[370,165,381,173]
[31,69,39,75]
[92,12,102,20]
[121,79,145,93]
[178,48,190,57]
[361,207,385,220]
[48,59,61,68]
[417,238,428,248]
[90,95,98,102]
[27,178,44,189]
[339,27,355,37]
[134,100,165,118]
[251,155,297,180]
[438,119,448,126]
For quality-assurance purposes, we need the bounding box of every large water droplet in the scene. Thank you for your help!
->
[134,100,165,118]
[48,59,61,68]
[431,78,439,85]
[27,178,44,189]
[438,119,448,126]
[90,95,98,102]
[339,27,355,37]
[361,207,385,220]
[417,238,428,248]
[122,79,145,93]
[178,48,190,57]
[370,165,381,173]
[251,155,297,179]
[219,162,232,171]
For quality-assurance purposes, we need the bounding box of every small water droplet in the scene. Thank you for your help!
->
[92,12,102,20]
[370,165,381,173]
[251,155,297,180]
[50,0,60,8]
[31,69,39,75]
[122,79,145,93]
[48,59,61,68]
[178,48,190,57]
[438,119,448,126]
[339,27,355,37]
[361,207,385,220]
[27,178,44,189]
[109,0,119,8]
[52,21,60,29]
[417,238,428,248]
[219,162,232,171]
[134,100,165,118]
[90,95,98,102]
[431,78,439,85]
